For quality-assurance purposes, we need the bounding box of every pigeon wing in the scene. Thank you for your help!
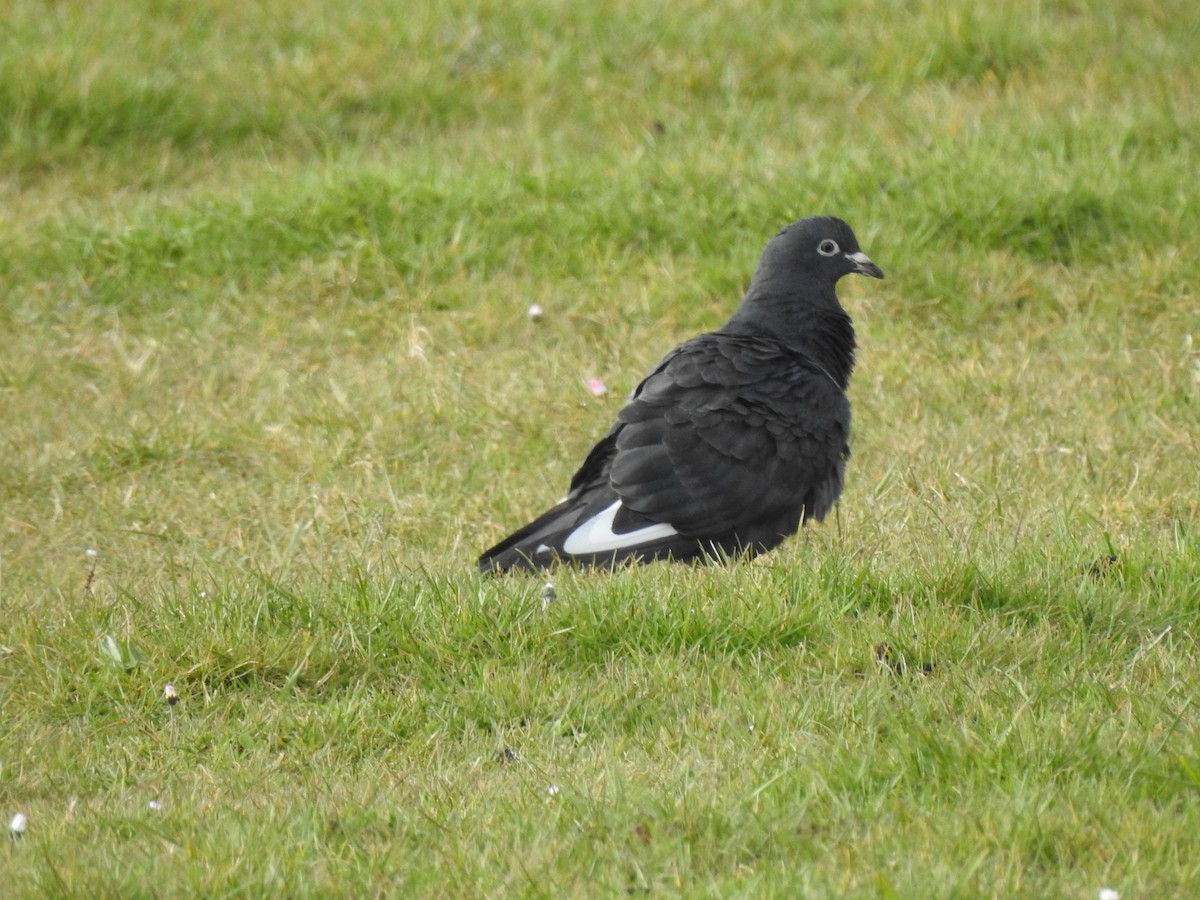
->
[609,333,850,545]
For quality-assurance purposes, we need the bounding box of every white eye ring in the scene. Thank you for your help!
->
[817,239,840,256]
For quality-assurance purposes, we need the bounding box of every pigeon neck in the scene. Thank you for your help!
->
[725,290,857,389]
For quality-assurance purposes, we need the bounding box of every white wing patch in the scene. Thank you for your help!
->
[562,500,678,555]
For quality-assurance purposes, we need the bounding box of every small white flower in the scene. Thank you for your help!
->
[1098,889,1119,900]
[586,378,607,397]
[540,583,557,609]
[148,800,165,812]
[164,684,179,706]
[528,303,544,322]
[10,812,27,836]
[748,723,756,732]
[547,784,560,796]
[85,548,99,558]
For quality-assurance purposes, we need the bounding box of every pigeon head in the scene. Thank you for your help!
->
[747,216,884,300]
[725,215,882,383]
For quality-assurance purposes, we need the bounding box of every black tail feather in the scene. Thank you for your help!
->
[478,496,593,574]
[479,493,760,573]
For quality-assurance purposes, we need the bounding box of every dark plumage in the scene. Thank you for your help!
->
[479,216,884,573]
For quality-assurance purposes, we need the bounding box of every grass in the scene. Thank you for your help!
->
[2,0,1199,895]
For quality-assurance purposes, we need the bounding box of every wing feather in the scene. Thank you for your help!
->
[609,333,849,542]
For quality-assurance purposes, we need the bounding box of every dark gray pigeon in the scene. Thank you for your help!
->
[479,216,883,573]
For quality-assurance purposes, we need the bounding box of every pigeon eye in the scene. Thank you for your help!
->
[817,239,839,256]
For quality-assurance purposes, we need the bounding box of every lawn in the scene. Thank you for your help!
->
[2,0,1199,895]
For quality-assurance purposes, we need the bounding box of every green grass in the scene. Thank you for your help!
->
[2,0,1199,895]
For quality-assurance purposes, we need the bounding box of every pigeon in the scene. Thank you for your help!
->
[479,215,883,573]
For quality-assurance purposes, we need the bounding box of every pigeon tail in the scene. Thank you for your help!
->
[479,492,753,573]
[478,496,585,573]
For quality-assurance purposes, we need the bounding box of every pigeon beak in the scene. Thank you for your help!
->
[846,251,884,279]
